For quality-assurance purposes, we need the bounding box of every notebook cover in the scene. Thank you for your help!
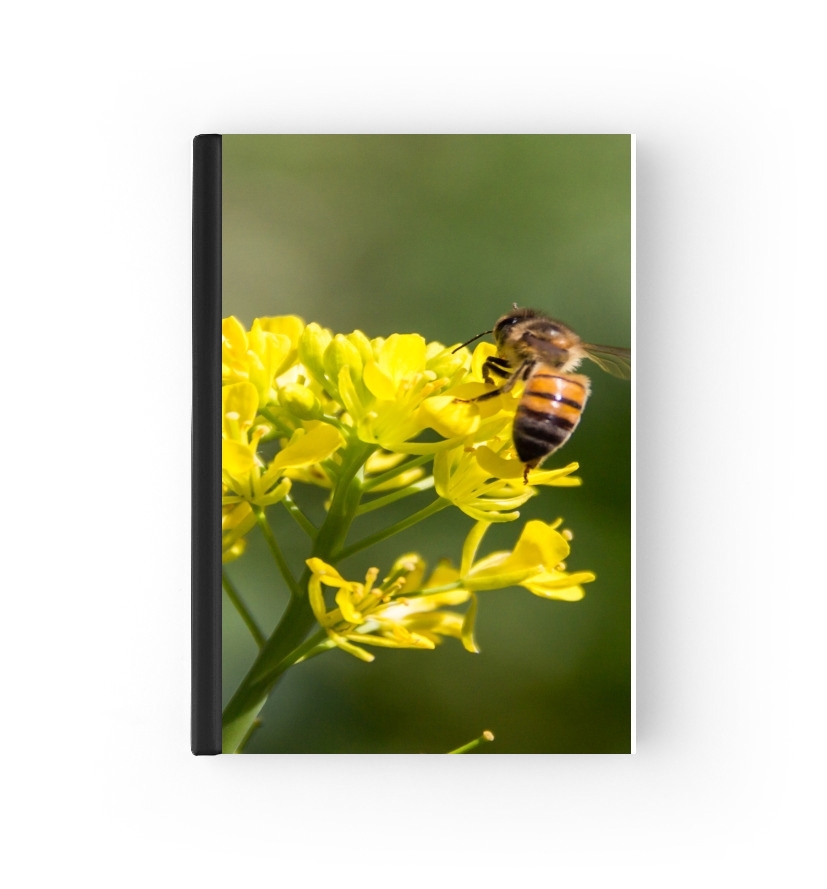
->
[193,134,634,754]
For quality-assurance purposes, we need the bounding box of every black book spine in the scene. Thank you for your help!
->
[191,134,222,754]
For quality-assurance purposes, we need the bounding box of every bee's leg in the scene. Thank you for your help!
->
[482,356,512,385]
[492,360,532,395]
[455,360,534,404]
[522,459,540,484]
[458,387,507,404]
[455,376,514,404]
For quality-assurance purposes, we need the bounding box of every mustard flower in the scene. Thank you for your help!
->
[434,442,582,522]
[459,519,595,600]
[221,498,256,563]
[222,315,304,407]
[449,519,595,651]
[300,326,479,452]
[221,382,277,496]
[221,380,345,560]
[306,555,471,662]
[221,314,604,754]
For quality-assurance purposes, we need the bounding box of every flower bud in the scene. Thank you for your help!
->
[298,323,333,388]
[279,383,323,420]
[323,334,364,389]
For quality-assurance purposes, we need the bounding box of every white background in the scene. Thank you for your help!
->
[3,2,824,885]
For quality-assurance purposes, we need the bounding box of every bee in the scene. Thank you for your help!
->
[454,306,631,482]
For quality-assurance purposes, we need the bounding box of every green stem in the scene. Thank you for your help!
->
[221,595,314,753]
[222,572,266,648]
[281,492,317,538]
[317,415,348,435]
[447,731,495,754]
[362,453,434,491]
[257,406,297,440]
[267,628,330,676]
[222,441,375,753]
[255,508,302,599]
[405,580,464,598]
[355,476,435,516]
[292,637,337,664]
[311,442,376,558]
[335,497,450,562]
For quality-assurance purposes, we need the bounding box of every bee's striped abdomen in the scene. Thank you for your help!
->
[513,369,591,466]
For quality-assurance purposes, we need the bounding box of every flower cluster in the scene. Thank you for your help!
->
[221,313,599,751]
[305,519,594,662]
[221,314,582,560]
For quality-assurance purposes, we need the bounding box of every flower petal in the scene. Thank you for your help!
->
[363,361,397,400]
[461,593,480,653]
[419,396,480,438]
[377,333,427,383]
[222,439,256,475]
[270,424,344,472]
[522,570,595,600]
[509,520,570,572]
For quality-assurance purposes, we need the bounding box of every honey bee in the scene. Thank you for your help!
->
[454,306,631,482]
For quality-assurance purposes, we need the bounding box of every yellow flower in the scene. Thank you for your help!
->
[222,381,344,556]
[445,519,595,651]
[296,322,334,393]
[433,441,581,522]
[268,423,344,476]
[460,519,595,600]
[306,555,471,662]
[256,315,305,370]
[299,326,479,452]
[221,382,272,492]
[221,498,256,563]
[221,315,595,544]
[222,316,304,407]
[304,518,594,662]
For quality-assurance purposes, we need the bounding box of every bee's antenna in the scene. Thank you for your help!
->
[452,329,493,354]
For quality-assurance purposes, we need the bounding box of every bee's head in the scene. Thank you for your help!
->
[493,306,538,346]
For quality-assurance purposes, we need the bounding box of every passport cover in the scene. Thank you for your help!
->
[193,134,634,755]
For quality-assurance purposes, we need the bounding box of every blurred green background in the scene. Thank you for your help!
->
[222,135,632,753]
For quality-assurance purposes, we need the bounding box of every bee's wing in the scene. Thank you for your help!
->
[581,343,632,380]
